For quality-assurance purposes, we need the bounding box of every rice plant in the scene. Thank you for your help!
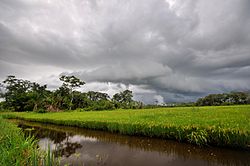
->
[0,118,60,166]
[2,105,250,148]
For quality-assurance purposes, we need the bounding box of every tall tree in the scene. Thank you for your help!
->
[112,90,133,108]
[52,85,71,110]
[28,82,48,111]
[2,75,32,111]
[87,91,109,101]
[59,75,85,110]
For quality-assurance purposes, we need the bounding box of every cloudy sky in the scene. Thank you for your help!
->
[0,0,250,103]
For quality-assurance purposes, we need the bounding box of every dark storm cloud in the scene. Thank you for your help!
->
[0,0,250,103]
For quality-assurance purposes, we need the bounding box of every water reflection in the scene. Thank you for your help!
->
[11,120,250,166]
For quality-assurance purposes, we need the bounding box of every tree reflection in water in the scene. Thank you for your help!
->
[19,124,82,158]
[15,120,250,166]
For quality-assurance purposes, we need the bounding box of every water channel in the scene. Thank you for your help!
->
[10,119,250,166]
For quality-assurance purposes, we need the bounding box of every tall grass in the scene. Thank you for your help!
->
[2,105,250,148]
[0,118,60,166]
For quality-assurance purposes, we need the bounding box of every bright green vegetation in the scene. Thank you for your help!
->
[0,118,59,166]
[3,105,250,148]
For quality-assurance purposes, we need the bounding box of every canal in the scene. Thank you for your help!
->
[10,119,250,166]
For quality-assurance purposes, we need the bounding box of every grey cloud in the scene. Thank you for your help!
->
[0,0,250,103]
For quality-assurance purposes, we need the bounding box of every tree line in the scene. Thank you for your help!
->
[0,75,143,112]
[1,75,249,112]
[196,91,250,106]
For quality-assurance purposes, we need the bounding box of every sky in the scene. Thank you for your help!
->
[0,0,250,104]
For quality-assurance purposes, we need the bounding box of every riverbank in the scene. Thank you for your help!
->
[0,117,40,165]
[2,105,250,149]
[0,118,59,165]
[13,119,250,166]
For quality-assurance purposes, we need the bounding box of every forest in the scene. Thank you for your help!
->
[0,75,249,113]
[0,75,143,112]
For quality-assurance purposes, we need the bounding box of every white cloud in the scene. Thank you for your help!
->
[153,95,164,104]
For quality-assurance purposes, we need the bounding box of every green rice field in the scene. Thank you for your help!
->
[2,105,250,148]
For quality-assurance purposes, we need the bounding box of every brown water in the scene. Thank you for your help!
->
[11,120,250,166]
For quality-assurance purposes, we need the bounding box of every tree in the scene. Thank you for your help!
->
[196,91,250,106]
[112,90,133,108]
[27,82,48,111]
[51,85,71,110]
[228,92,248,104]
[2,75,32,111]
[70,91,90,110]
[59,75,85,110]
[87,91,109,101]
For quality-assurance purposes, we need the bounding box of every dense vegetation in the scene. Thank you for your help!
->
[1,75,249,114]
[196,92,250,106]
[0,117,59,165]
[0,75,143,112]
[3,105,250,148]
[1,75,249,150]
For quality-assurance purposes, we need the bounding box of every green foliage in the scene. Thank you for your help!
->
[59,75,85,89]
[1,75,143,112]
[91,100,115,111]
[3,105,250,148]
[0,118,35,165]
[1,75,49,112]
[71,91,89,109]
[87,91,109,101]
[59,75,85,110]
[51,85,71,110]
[112,90,135,109]
[1,75,250,113]
[2,75,31,111]
[196,92,250,106]
[0,118,59,165]
[187,129,208,146]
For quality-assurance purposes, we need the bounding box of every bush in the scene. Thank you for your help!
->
[35,108,47,113]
